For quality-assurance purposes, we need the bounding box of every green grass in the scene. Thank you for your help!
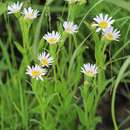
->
[0,0,130,130]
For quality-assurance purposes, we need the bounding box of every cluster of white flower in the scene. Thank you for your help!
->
[81,14,121,78]
[28,21,78,80]
[8,2,39,20]
[92,13,120,41]
[34,21,78,79]
[43,22,78,45]
[26,51,54,80]
[8,3,121,79]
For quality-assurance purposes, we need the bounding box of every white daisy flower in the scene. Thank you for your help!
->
[81,63,98,77]
[43,31,61,45]
[22,7,39,20]
[92,13,115,32]
[8,2,23,14]
[65,0,79,4]
[63,21,78,34]
[38,51,54,67]
[102,27,120,41]
[26,65,46,80]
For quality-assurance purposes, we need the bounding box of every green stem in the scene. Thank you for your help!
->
[18,19,31,78]
[95,40,106,94]
[19,80,28,130]
[32,80,46,128]
[111,85,118,130]
[111,56,130,130]
[50,44,57,58]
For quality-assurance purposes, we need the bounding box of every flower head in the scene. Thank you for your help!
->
[92,13,115,32]
[81,63,98,77]
[8,2,23,14]
[102,27,120,41]
[38,51,54,67]
[26,65,46,80]
[63,21,78,34]
[22,7,39,20]
[43,31,61,45]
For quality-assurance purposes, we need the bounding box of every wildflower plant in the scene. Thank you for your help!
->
[1,1,130,130]
[80,63,100,130]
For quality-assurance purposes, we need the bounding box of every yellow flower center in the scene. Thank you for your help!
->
[13,9,19,13]
[25,13,34,19]
[31,70,41,76]
[86,71,95,77]
[99,21,108,29]
[47,38,58,44]
[41,58,48,66]
[65,27,73,33]
[105,33,114,41]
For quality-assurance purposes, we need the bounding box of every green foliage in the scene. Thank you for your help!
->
[1,0,130,130]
